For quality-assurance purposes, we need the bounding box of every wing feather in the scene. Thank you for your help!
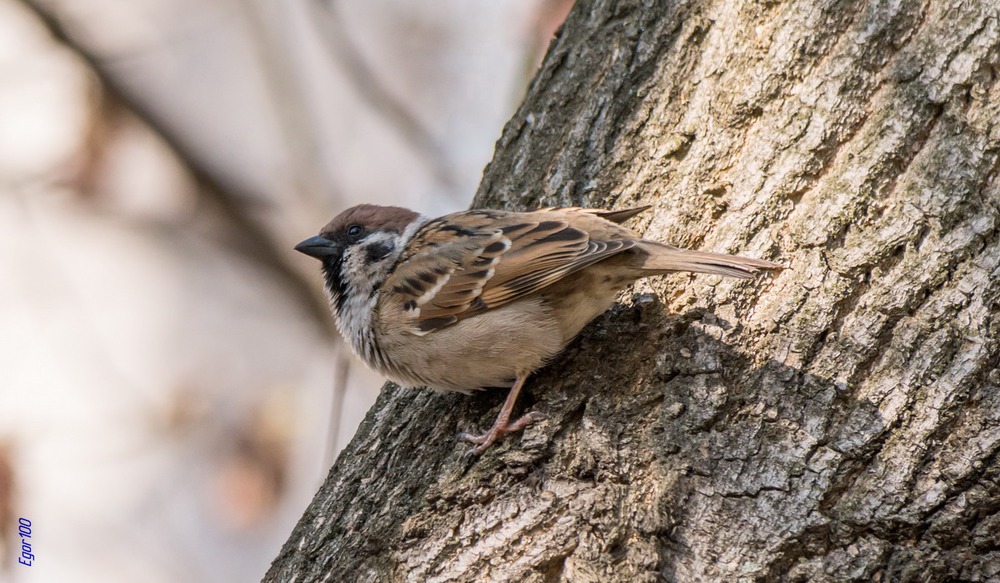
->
[383,208,642,335]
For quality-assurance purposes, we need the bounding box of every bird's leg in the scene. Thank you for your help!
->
[458,373,545,456]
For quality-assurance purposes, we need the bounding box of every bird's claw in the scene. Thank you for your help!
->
[458,411,547,456]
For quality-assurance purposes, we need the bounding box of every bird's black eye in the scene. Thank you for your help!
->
[347,224,363,239]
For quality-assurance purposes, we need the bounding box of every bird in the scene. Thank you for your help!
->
[295,204,780,455]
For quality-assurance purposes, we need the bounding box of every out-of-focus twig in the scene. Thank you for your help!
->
[238,0,352,455]
[237,0,334,213]
[309,0,458,190]
[323,344,352,470]
[17,0,338,339]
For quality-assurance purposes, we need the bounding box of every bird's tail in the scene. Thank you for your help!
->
[635,241,782,279]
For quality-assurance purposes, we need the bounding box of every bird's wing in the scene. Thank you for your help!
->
[383,208,642,335]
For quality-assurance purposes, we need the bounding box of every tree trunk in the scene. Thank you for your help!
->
[263,0,1000,581]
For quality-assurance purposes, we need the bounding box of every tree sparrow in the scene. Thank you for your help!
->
[296,204,779,455]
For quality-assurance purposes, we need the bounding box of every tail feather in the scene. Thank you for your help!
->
[636,241,782,279]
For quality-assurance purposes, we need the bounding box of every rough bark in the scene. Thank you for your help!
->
[264,0,1000,581]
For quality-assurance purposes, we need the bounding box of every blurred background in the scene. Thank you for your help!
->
[0,0,571,581]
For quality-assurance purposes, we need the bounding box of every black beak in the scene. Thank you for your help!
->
[294,235,339,259]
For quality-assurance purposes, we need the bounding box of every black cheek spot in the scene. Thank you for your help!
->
[366,241,395,263]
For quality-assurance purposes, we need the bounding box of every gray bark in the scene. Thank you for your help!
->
[264,0,1000,581]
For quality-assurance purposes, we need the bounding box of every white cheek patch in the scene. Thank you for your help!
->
[332,218,429,372]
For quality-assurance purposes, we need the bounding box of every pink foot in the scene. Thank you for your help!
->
[458,411,546,456]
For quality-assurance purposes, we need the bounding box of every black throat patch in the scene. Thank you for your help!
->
[321,256,350,314]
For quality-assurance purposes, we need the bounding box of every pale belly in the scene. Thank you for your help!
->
[375,299,565,392]
[369,264,637,393]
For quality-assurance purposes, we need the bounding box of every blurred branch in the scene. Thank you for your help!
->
[238,0,334,211]
[322,344,353,469]
[17,0,337,339]
[238,0,350,454]
[309,0,458,190]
